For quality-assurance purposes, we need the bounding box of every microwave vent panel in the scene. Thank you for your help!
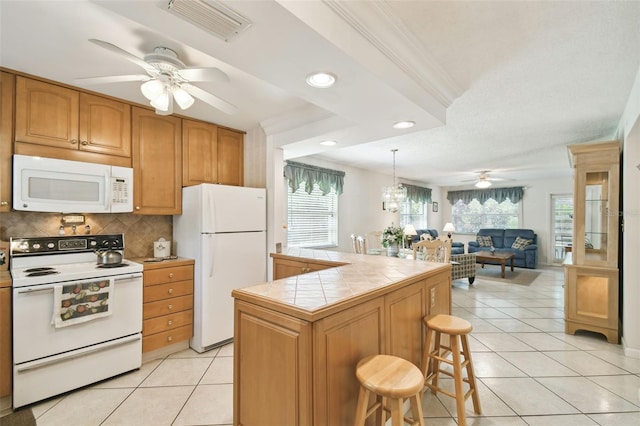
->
[167,0,252,42]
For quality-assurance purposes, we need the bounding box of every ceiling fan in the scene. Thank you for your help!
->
[75,39,237,116]
[463,171,509,188]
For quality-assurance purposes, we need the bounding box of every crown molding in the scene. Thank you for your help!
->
[323,0,464,108]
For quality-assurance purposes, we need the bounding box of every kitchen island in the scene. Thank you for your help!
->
[232,248,451,426]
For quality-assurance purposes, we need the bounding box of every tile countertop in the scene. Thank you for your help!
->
[232,247,450,322]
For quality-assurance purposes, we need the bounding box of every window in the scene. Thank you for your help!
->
[287,182,338,248]
[451,198,520,233]
[400,200,428,229]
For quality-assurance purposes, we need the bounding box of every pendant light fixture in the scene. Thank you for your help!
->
[382,149,407,213]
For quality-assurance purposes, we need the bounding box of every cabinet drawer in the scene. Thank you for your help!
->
[143,310,193,336]
[143,295,193,319]
[142,324,193,353]
[144,265,194,286]
[144,280,192,303]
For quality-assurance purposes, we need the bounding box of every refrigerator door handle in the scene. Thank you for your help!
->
[207,235,215,278]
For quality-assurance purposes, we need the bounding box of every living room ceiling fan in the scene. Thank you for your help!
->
[75,39,237,116]
[463,171,509,188]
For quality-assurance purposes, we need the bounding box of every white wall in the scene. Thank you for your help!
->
[618,64,640,357]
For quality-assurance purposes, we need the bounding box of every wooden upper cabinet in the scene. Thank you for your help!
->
[78,92,131,157]
[132,107,182,215]
[182,119,218,186]
[0,71,14,212]
[217,127,244,186]
[15,76,131,162]
[182,120,244,187]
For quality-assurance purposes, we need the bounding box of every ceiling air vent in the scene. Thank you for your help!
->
[167,0,252,42]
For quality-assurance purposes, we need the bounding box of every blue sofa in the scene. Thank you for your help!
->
[467,228,538,269]
[411,229,464,255]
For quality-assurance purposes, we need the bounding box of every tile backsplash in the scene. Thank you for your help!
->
[0,212,172,259]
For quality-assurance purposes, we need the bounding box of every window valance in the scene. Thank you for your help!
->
[447,186,524,205]
[284,161,345,195]
[403,184,432,204]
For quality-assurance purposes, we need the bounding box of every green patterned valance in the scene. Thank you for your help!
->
[447,187,524,205]
[284,161,345,195]
[404,184,432,204]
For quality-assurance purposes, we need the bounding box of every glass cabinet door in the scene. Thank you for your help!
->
[583,171,609,263]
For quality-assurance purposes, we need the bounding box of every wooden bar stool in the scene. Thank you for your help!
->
[421,314,481,426]
[354,354,425,426]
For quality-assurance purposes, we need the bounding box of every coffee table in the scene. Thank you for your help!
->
[475,251,515,278]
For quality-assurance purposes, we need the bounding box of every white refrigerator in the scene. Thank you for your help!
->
[173,183,267,353]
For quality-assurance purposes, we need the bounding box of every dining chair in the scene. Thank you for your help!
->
[412,238,451,263]
[350,233,360,254]
[357,235,367,254]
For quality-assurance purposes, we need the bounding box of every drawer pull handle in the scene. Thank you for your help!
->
[168,273,174,278]
[168,288,173,294]
[167,336,173,342]
[168,304,173,310]
[168,320,173,326]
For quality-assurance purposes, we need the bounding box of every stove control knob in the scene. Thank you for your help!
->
[89,241,98,247]
[47,243,55,249]
[18,242,29,251]
[32,243,41,250]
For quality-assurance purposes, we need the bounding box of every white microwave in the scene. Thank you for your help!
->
[13,155,133,213]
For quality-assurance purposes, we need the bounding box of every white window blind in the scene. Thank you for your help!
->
[287,182,338,248]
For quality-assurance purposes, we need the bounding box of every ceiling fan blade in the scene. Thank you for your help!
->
[88,39,157,75]
[182,83,237,115]
[75,74,149,85]
[178,67,229,83]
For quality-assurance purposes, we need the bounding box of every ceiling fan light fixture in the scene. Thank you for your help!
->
[150,90,171,112]
[475,179,492,189]
[172,86,195,109]
[141,79,165,101]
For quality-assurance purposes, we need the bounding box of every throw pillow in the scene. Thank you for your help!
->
[512,236,533,250]
[477,235,493,247]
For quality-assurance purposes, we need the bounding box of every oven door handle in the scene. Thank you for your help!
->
[15,334,141,373]
[114,272,143,282]
[17,287,54,295]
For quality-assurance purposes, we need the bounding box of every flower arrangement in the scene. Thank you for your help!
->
[381,223,404,247]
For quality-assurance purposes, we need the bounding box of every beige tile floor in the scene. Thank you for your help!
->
[20,266,640,425]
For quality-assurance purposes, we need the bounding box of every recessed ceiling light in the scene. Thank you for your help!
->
[306,72,336,88]
[393,121,415,129]
[320,140,337,146]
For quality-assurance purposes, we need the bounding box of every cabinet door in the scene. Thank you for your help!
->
[132,107,182,215]
[182,119,218,186]
[78,93,131,158]
[385,279,426,367]
[0,287,11,397]
[273,258,309,279]
[15,76,79,149]
[217,127,243,186]
[0,72,14,212]
[235,300,312,426]
[314,297,385,426]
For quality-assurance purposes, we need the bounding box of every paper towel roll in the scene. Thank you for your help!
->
[154,238,171,258]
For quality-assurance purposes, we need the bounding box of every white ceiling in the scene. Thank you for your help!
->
[2,1,639,188]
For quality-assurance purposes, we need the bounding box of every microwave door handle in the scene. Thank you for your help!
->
[105,170,112,211]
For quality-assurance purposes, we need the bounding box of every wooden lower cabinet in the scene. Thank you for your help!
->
[142,261,194,353]
[0,286,11,398]
[234,269,451,426]
[0,72,14,212]
[564,263,619,343]
[272,257,345,280]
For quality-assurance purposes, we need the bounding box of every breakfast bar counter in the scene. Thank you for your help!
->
[232,248,451,426]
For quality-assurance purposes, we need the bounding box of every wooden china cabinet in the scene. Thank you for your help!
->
[564,140,621,343]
